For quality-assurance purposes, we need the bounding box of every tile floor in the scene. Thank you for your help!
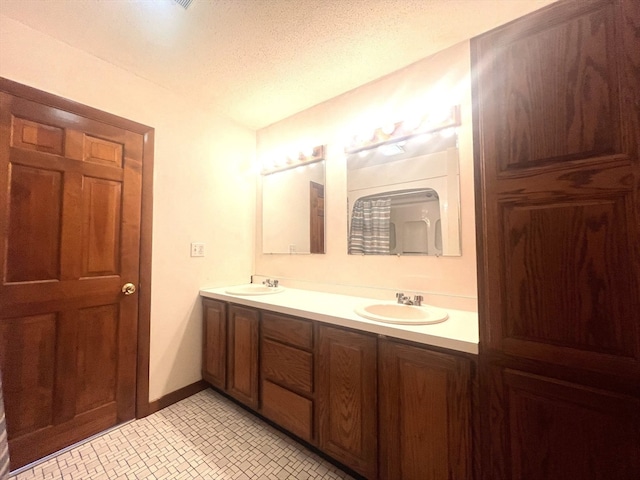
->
[10,389,354,480]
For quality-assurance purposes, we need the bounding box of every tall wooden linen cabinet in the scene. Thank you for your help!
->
[471,1,640,479]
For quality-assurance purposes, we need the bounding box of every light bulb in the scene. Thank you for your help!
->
[381,123,397,136]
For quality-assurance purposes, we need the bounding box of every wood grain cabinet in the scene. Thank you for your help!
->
[259,312,315,443]
[202,300,477,479]
[378,338,472,480]
[226,305,259,410]
[486,364,640,480]
[472,0,640,478]
[317,325,377,480]
[202,299,227,389]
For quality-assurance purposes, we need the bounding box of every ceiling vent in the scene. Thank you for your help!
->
[173,0,194,9]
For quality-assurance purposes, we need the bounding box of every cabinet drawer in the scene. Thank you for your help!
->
[262,313,313,350]
[262,339,313,394]
[262,380,313,442]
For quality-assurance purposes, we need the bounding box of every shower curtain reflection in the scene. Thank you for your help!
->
[348,198,392,254]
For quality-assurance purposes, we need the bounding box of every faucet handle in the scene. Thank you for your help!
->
[273,280,279,287]
[413,295,423,306]
[396,292,405,304]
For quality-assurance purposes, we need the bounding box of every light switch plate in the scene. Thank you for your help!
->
[191,242,205,257]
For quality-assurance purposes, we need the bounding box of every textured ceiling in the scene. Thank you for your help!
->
[0,0,556,129]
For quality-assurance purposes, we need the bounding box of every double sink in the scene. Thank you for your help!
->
[224,284,448,325]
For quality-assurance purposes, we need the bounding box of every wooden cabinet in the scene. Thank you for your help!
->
[378,338,472,480]
[202,299,227,389]
[260,312,315,442]
[202,299,476,479]
[201,300,259,410]
[472,0,640,381]
[486,364,640,480]
[472,1,640,478]
[317,325,377,480]
[226,305,259,410]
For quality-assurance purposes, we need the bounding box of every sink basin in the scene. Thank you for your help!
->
[225,284,285,295]
[354,302,448,325]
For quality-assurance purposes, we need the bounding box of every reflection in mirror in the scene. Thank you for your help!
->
[349,188,442,255]
[347,131,461,256]
[262,160,325,254]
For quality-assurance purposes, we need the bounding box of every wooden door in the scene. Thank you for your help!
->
[472,0,640,381]
[309,181,325,254]
[378,339,472,480]
[202,299,227,390]
[317,325,377,480]
[0,89,143,469]
[226,305,259,409]
[486,365,640,479]
[472,0,640,478]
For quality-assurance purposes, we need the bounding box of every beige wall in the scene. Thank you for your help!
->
[0,15,256,401]
[256,41,477,308]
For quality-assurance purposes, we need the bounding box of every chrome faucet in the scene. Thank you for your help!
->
[263,278,279,288]
[396,292,411,304]
[396,292,423,306]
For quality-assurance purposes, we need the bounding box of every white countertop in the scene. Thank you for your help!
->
[200,285,479,354]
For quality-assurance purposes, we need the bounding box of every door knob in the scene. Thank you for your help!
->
[121,283,136,295]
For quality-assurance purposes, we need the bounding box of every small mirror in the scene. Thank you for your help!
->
[347,132,461,256]
[262,160,325,254]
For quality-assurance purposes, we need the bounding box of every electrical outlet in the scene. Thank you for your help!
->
[191,242,205,257]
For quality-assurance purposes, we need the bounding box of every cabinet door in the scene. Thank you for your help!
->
[472,1,640,477]
[227,305,259,409]
[472,0,640,379]
[486,365,640,480]
[202,299,227,389]
[378,339,472,480]
[317,325,377,479]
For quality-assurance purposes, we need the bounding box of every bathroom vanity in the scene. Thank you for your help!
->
[200,286,478,479]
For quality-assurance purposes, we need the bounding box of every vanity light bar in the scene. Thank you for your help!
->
[345,105,461,154]
[261,145,326,175]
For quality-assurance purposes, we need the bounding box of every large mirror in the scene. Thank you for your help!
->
[347,132,461,256]
[262,160,325,254]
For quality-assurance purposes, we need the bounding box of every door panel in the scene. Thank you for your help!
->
[202,299,227,390]
[473,0,640,380]
[75,304,119,413]
[498,193,637,372]
[317,325,377,480]
[488,365,640,480]
[226,305,259,409]
[11,117,64,155]
[486,0,620,170]
[0,89,143,469]
[82,177,122,276]
[378,339,472,480]
[5,165,63,283]
[0,315,56,438]
[83,135,123,167]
